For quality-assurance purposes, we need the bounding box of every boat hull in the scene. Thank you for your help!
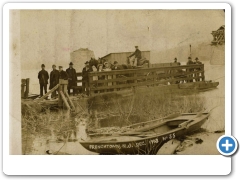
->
[178,81,219,90]
[80,113,209,155]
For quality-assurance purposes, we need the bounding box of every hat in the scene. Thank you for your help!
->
[188,57,192,60]
[41,64,45,67]
[59,66,63,68]
[135,46,138,48]
[114,61,118,64]
[174,58,177,60]
[85,61,89,64]
[195,57,199,60]
[69,62,73,65]
[52,64,56,67]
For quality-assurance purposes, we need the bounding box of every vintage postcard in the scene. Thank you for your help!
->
[4,3,232,175]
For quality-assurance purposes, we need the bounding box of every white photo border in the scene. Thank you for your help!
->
[3,2,231,175]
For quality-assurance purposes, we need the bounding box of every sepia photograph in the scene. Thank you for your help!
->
[10,8,226,156]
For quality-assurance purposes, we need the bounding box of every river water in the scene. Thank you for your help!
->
[23,61,225,155]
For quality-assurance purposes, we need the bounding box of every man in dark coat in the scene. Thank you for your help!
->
[38,64,49,97]
[58,66,68,95]
[66,62,78,95]
[59,66,68,80]
[82,61,93,95]
[49,65,59,98]
[194,57,202,81]
[128,46,142,66]
[186,57,194,82]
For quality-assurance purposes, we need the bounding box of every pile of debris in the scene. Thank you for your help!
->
[211,25,225,45]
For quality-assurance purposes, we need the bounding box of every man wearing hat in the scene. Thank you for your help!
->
[38,64,49,97]
[173,57,180,65]
[174,57,177,63]
[194,57,202,81]
[49,65,59,98]
[82,61,93,95]
[58,66,68,80]
[128,46,142,66]
[66,62,77,95]
[173,58,181,83]
[186,57,194,82]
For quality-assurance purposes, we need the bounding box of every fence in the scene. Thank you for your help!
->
[74,64,204,96]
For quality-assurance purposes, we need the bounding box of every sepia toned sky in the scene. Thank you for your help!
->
[15,10,224,70]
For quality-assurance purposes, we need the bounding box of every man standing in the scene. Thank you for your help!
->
[49,65,59,98]
[82,61,92,96]
[174,57,177,63]
[38,64,49,97]
[186,57,194,82]
[128,46,142,66]
[194,57,202,81]
[173,58,181,84]
[58,66,68,97]
[174,57,181,65]
[66,62,77,95]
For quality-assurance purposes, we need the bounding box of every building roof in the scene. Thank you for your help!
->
[101,51,150,59]
[72,48,92,53]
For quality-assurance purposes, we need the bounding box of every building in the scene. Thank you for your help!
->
[101,51,150,65]
[70,48,95,72]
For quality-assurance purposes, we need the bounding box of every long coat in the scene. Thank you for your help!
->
[66,68,78,87]
[38,70,49,84]
[187,60,195,72]
[82,67,93,82]
[49,69,59,89]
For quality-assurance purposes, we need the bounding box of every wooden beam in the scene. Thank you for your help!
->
[64,92,75,111]
[36,84,59,101]
[89,75,205,91]
[87,64,203,76]
[86,70,204,84]
[60,91,70,110]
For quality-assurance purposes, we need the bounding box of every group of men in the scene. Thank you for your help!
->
[171,56,203,83]
[186,56,203,82]
[37,47,203,97]
[37,62,77,98]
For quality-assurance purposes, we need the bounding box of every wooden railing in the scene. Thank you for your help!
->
[81,64,205,96]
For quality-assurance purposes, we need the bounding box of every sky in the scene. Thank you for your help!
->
[14,10,225,70]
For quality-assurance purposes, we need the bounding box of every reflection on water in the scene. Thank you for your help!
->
[23,61,225,155]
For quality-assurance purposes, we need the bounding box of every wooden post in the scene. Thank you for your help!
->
[58,79,68,108]
[64,92,75,111]
[24,78,30,98]
[60,91,70,110]
[21,79,26,98]
[201,64,205,81]
[58,84,63,107]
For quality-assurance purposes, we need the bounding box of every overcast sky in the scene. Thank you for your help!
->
[16,10,224,70]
